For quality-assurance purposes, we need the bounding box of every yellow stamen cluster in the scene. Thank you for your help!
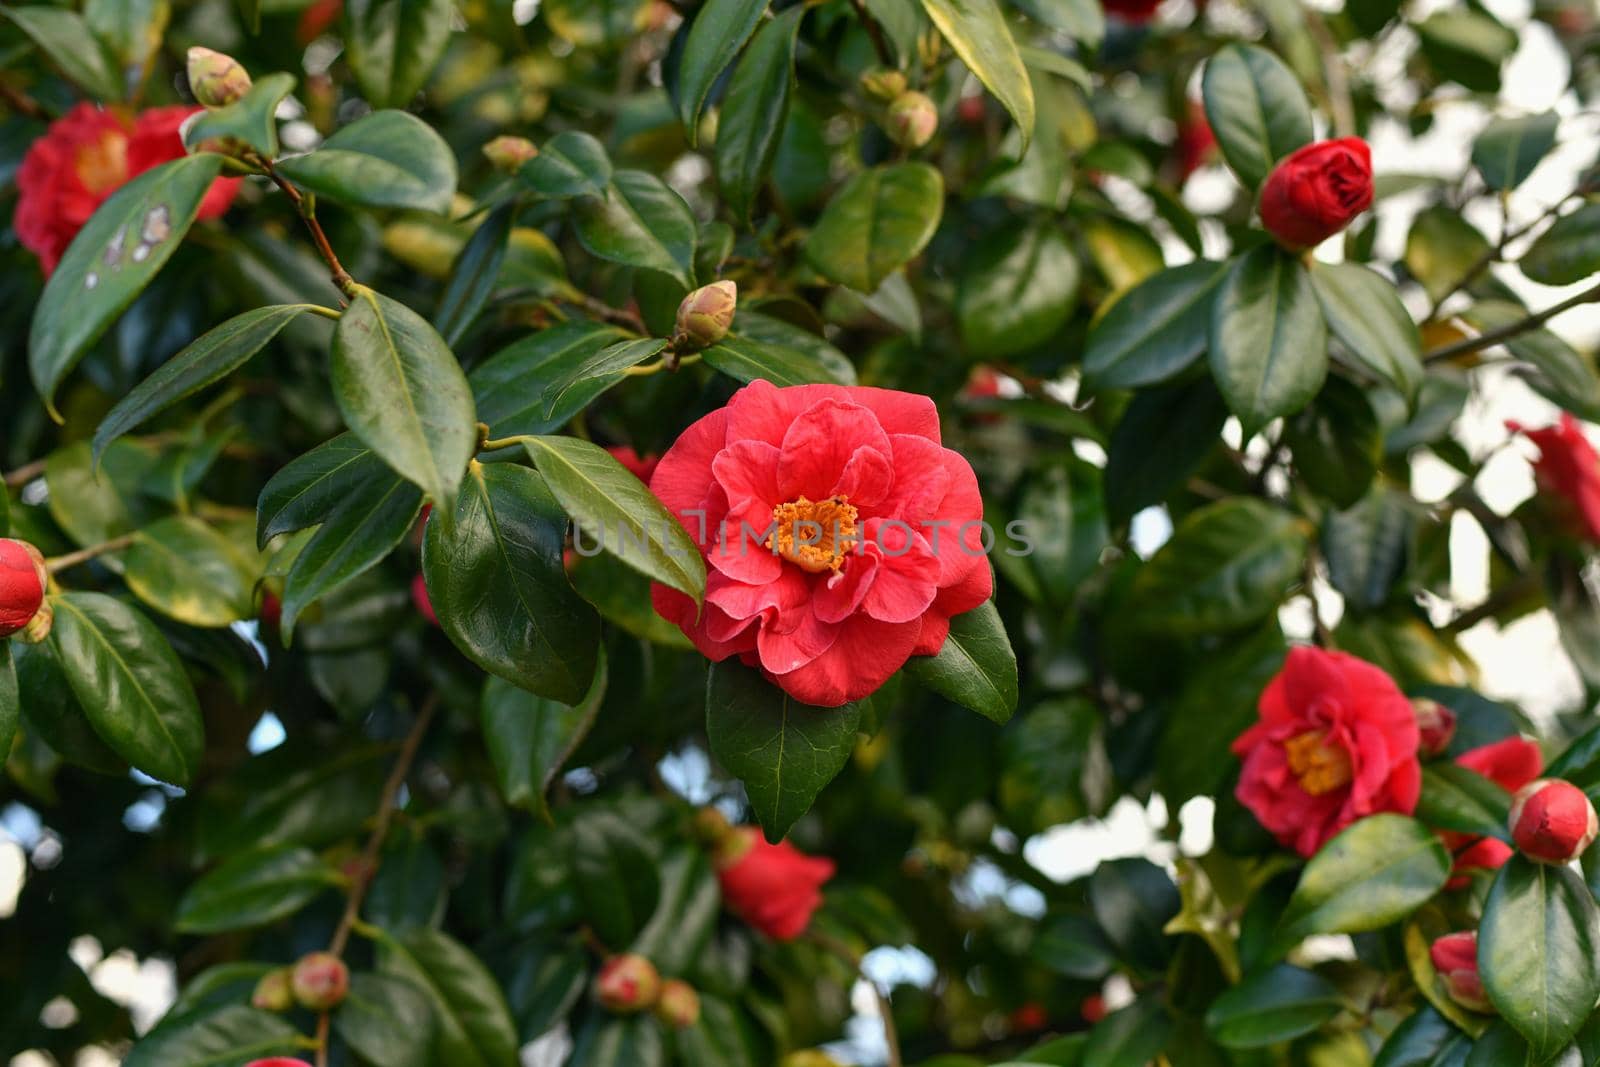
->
[768,495,859,573]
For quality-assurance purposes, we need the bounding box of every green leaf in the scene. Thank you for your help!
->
[29,154,225,419]
[501,943,587,1040]
[541,338,667,419]
[15,643,123,774]
[522,435,706,603]
[176,844,339,933]
[436,203,512,347]
[715,5,804,223]
[94,305,316,463]
[1082,260,1231,390]
[1462,301,1600,421]
[1090,858,1181,973]
[277,110,457,214]
[1405,207,1492,304]
[570,1015,668,1067]
[45,439,160,551]
[471,321,633,438]
[519,130,613,199]
[1372,1006,1473,1067]
[1129,498,1307,635]
[1272,815,1450,957]
[83,0,167,87]
[630,845,720,972]
[703,309,856,386]
[344,0,454,107]
[237,0,260,32]
[1471,111,1559,191]
[672,994,756,1067]
[377,927,520,1067]
[2,6,120,100]
[1417,763,1511,842]
[1083,996,1173,1067]
[1209,244,1329,437]
[123,1005,302,1067]
[49,592,204,787]
[1284,377,1382,510]
[1104,379,1228,525]
[333,287,476,517]
[1014,0,1102,45]
[1205,964,1343,1049]
[1523,203,1600,286]
[706,660,862,841]
[919,0,1034,150]
[957,219,1079,358]
[481,653,608,818]
[124,516,259,627]
[423,462,600,703]
[677,0,768,138]
[571,811,661,948]
[1310,262,1423,402]
[1480,857,1600,1062]
[803,163,944,293]
[183,72,296,159]
[334,972,437,1067]
[903,599,1018,724]
[0,644,16,767]
[1200,43,1314,189]
[1322,486,1414,612]
[573,170,697,288]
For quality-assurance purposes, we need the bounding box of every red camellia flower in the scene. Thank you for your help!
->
[649,380,992,707]
[1232,646,1421,857]
[1507,415,1600,543]
[1430,931,1490,1013]
[1440,736,1542,887]
[244,1061,312,1067]
[1103,0,1161,22]
[1258,137,1374,250]
[715,827,835,941]
[297,0,344,44]
[0,539,46,638]
[411,573,438,626]
[607,446,659,485]
[14,103,241,274]
[1176,100,1217,181]
[1509,779,1599,864]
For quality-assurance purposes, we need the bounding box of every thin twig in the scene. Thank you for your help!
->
[806,930,902,1067]
[848,0,897,69]
[3,459,46,490]
[46,534,136,574]
[1305,12,1354,138]
[0,81,45,119]
[1425,190,1587,320]
[258,157,356,299]
[312,1013,332,1067]
[558,287,646,333]
[1424,279,1600,364]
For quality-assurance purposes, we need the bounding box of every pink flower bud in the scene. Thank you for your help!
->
[1413,698,1457,757]
[244,1061,312,1067]
[1509,779,1599,864]
[483,135,539,173]
[594,954,661,1013]
[187,47,253,108]
[290,952,349,1012]
[674,280,737,350]
[251,967,295,1012]
[886,91,938,149]
[1429,931,1491,1013]
[653,978,700,1028]
[0,539,46,639]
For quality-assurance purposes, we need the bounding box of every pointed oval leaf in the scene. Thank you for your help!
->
[1201,43,1314,189]
[677,0,768,138]
[541,337,667,418]
[957,219,1079,358]
[571,811,662,948]
[1416,763,1511,842]
[1310,262,1423,401]
[518,130,614,199]
[919,0,1035,150]
[124,515,259,627]
[122,1006,302,1067]
[1471,110,1559,191]
[345,0,454,108]
[1523,203,1600,287]
[803,163,944,293]
[715,5,804,223]
[334,972,438,1067]
[176,844,339,933]
[182,72,296,158]
[377,927,519,1067]
[470,321,633,438]
[481,651,608,818]
[3,6,121,100]
[903,598,1017,724]
[573,170,698,288]
[1372,1006,1473,1067]
[1205,964,1343,1049]
[435,202,513,347]
[15,643,124,774]
[277,110,458,214]
[1209,244,1329,438]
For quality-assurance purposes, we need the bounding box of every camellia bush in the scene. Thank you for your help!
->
[5,0,1600,1064]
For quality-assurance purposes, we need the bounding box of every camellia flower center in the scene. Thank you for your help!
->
[75,131,129,195]
[767,495,859,573]
[1284,729,1353,796]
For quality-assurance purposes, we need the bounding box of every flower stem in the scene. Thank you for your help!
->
[257,156,357,300]
[46,534,136,575]
[1423,279,1600,365]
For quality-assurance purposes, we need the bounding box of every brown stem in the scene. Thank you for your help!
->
[46,534,136,574]
[1443,571,1542,635]
[0,81,45,119]
[848,0,897,69]
[1424,279,1600,364]
[559,287,646,333]
[313,1012,332,1067]
[806,931,902,1067]
[1425,191,1586,320]
[328,694,438,957]
[3,459,46,490]
[259,158,356,300]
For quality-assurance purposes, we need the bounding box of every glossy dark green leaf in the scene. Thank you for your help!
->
[45,439,161,551]
[1523,203,1600,286]
[703,310,856,386]
[1129,498,1306,635]
[519,131,613,199]
[1103,379,1228,525]
[1463,301,1600,421]
[671,994,755,1067]
[957,219,1078,358]
[423,462,599,702]
[1083,996,1173,1067]
[1205,964,1343,1049]
[122,1005,302,1067]
[919,0,1034,150]
[378,927,519,1067]
[334,972,437,1067]
[1373,1006,1473,1067]
[501,943,587,1040]
[571,811,660,948]
[1417,763,1511,842]
[436,203,513,347]
[523,434,706,602]
[30,154,224,419]
[1089,858,1181,973]
[1272,815,1450,957]
[124,516,259,627]
[183,72,296,158]
[1471,111,1559,191]
[3,6,120,100]
[706,660,862,841]
[1200,43,1314,189]
[15,643,123,774]
[677,0,767,138]
[344,0,454,107]
[630,846,720,973]
[1032,914,1117,980]
[570,1014,667,1067]
[49,592,203,786]
[715,5,804,223]
[481,655,607,818]
[471,321,633,438]
[83,0,168,87]
[1017,461,1105,604]
[1082,260,1231,390]
[803,163,944,293]
[1310,262,1423,402]
[1405,207,1492,304]
[277,110,457,214]
[1480,857,1600,1062]
[176,843,339,933]
[1285,378,1382,509]
[94,304,316,463]
[1322,487,1414,613]
[1157,623,1286,805]
[333,286,475,516]
[903,599,1018,724]
[573,170,697,288]
[1210,245,1328,437]
[542,338,667,418]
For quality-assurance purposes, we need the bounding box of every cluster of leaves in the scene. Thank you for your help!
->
[0,0,1599,1064]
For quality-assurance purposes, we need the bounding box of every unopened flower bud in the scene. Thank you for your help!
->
[187,47,253,108]
[594,954,660,1013]
[886,91,938,149]
[17,597,52,644]
[243,1060,312,1067]
[1430,931,1491,1013]
[653,978,700,1028]
[860,68,908,101]
[1509,779,1599,864]
[674,280,737,350]
[693,806,733,847]
[251,967,295,1013]
[412,573,438,626]
[0,539,47,640]
[483,135,539,173]
[781,1054,845,1067]
[1413,698,1457,757]
[290,952,349,1012]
